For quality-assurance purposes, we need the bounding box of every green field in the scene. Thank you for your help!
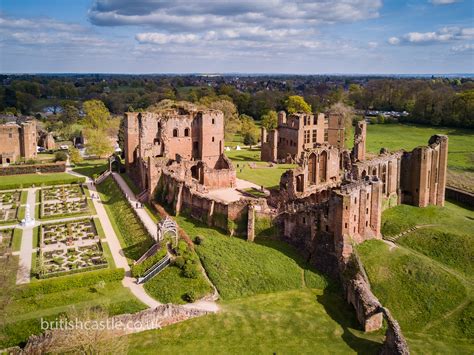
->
[0,173,84,190]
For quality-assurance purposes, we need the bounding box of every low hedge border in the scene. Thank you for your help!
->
[15,268,125,299]
[0,177,85,191]
[38,263,108,279]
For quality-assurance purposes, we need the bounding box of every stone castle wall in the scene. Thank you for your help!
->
[0,120,37,164]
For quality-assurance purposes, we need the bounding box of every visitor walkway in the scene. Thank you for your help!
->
[16,187,37,284]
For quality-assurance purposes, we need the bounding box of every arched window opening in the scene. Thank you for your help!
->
[173,128,179,137]
[382,165,387,194]
[184,128,190,137]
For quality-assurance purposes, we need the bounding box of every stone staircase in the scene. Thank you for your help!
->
[383,224,436,243]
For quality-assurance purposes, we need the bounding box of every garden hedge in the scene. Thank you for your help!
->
[0,177,85,191]
[15,268,125,299]
[131,247,167,277]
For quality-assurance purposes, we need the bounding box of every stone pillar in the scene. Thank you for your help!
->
[247,204,255,242]
[433,135,448,207]
[369,178,383,238]
[352,121,366,161]
[124,112,139,170]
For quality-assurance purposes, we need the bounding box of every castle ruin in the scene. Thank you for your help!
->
[0,119,37,164]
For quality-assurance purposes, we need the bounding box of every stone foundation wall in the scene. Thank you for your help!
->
[21,304,211,353]
[445,186,474,207]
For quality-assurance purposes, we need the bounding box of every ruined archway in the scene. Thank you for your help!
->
[157,217,178,248]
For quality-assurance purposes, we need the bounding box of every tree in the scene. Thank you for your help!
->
[240,115,259,148]
[82,100,110,130]
[85,128,114,158]
[61,105,80,125]
[69,147,83,165]
[54,151,68,162]
[285,95,312,114]
[261,110,278,130]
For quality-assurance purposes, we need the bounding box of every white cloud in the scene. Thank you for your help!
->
[451,43,474,52]
[429,0,459,5]
[388,26,474,45]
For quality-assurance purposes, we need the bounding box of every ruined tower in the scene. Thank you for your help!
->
[352,121,367,162]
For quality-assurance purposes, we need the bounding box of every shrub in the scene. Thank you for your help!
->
[182,262,200,279]
[194,236,204,245]
[184,290,197,303]
[173,256,185,268]
[54,151,68,162]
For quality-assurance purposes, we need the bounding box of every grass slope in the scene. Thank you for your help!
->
[144,265,212,304]
[96,176,154,262]
[71,159,107,178]
[398,228,474,276]
[176,214,328,300]
[357,239,473,353]
[128,289,383,354]
[381,201,474,237]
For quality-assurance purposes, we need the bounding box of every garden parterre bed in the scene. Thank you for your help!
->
[40,199,89,218]
[41,184,84,201]
[0,228,14,254]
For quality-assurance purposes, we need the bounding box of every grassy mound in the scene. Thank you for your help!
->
[144,266,212,304]
[357,240,467,335]
[176,214,328,300]
[398,228,474,276]
[381,202,474,236]
[128,289,384,354]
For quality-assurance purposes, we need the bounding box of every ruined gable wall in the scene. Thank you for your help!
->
[260,127,278,162]
[161,114,194,160]
[199,111,225,168]
[124,112,139,169]
[400,135,448,207]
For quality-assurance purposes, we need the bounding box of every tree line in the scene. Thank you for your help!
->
[1,75,472,129]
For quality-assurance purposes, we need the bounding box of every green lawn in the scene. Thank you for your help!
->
[96,176,154,262]
[0,173,84,190]
[176,214,328,300]
[144,265,212,304]
[128,289,384,354]
[71,159,107,178]
[11,228,22,252]
[226,147,295,189]
[0,281,145,348]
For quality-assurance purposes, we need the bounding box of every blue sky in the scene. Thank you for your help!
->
[0,0,472,74]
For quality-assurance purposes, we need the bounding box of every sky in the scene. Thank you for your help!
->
[0,0,473,74]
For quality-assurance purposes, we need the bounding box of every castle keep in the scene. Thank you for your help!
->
[0,119,37,164]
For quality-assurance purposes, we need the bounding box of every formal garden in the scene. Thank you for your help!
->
[35,219,108,278]
[41,184,84,202]
[40,219,98,247]
[0,190,21,205]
